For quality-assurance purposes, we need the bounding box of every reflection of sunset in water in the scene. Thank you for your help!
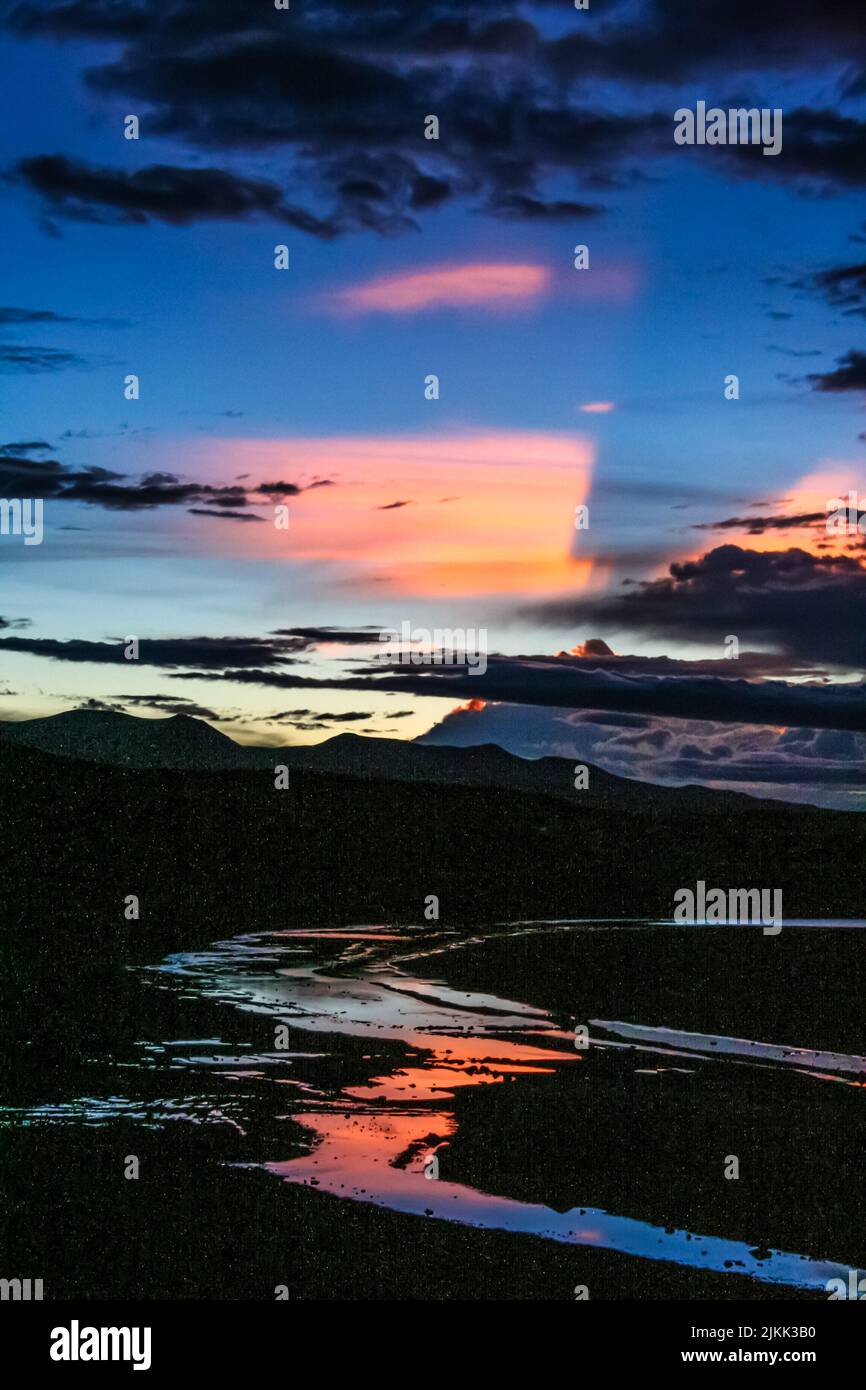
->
[155,924,861,1291]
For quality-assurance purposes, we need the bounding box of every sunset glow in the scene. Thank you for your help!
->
[326,262,552,315]
[190,430,597,597]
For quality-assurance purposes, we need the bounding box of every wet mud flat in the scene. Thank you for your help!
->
[2,922,864,1300]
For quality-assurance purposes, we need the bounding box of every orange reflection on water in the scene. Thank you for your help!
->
[270,1010,576,1213]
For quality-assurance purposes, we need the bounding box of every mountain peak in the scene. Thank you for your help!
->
[0,707,246,769]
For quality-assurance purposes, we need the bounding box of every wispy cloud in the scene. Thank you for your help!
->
[325,262,551,315]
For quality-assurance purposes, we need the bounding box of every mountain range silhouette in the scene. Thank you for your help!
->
[0,708,802,813]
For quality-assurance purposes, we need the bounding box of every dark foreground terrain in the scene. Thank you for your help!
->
[2,734,864,966]
[1,735,864,1301]
[3,921,864,1301]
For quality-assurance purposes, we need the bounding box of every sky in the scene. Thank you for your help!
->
[1,0,865,807]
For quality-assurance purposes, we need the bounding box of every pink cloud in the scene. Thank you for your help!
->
[326,262,551,315]
[578,401,616,414]
[186,430,598,598]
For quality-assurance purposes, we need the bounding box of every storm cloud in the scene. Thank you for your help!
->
[7,0,866,236]
[526,545,866,669]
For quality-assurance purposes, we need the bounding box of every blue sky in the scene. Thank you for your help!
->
[1,0,865,806]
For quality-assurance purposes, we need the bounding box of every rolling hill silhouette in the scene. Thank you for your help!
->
[0,709,800,812]
[2,723,863,975]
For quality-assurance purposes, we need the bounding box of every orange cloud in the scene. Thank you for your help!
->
[570,639,616,659]
[326,261,550,314]
[183,430,597,599]
[709,463,865,558]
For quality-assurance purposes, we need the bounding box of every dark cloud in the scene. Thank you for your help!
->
[256,480,334,496]
[526,545,866,669]
[0,625,388,671]
[112,693,225,719]
[14,155,339,235]
[409,174,451,209]
[547,0,866,85]
[0,443,334,513]
[7,3,865,234]
[485,193,604,222]
[807,350,866,393]
[64,694,236,722]
[256,481,303,497]
[0,449,121,497]
[707,109,866,191]
[0,306,73,324]
[0,306,124,326]
[187,508,264,522]
[0,343,90,372]
[167,656,866,733]
[62,472,251,510]
[0,440,53,455]
[807,259,866,317]
[0,633,307,669]
[692,511,827,534]
[4,0,152,38]
[376,500,412,510]
[271,626,384,647]
[558,645,824,679]
[0,6,637,233]
[763,109,866,190]
[20,0,855,89]
[267,709,372,726]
